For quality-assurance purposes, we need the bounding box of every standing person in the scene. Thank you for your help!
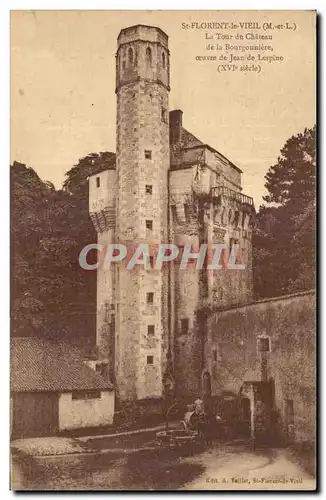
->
[204,398,215,449]
[191,398,212,448]
[189,398,205,432]
[194,398,204,414]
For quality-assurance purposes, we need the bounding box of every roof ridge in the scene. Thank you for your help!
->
[182,127,204,144]
[11,338,114,392]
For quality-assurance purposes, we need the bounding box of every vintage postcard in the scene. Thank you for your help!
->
[10,10,316,491]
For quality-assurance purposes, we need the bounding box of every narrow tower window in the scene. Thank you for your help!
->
[96,177,100,188]
[147,292,154,304]
[128,47,133,65]
[146,220,153,231]
[162,51,166,69]
[147,355,154,365]
[180,318,189,335]
[257,335,271,353]
[146,47,152,65]
[161,106,167,123]
[144,150,152,159]
[146,184,153,194]
[147,325,155,336]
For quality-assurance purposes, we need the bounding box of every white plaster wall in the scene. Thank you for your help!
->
[89,170,117,214]
[58,391,115,430]
[84,360,97,370]
[169,169,193,202]
[205,149,242,189]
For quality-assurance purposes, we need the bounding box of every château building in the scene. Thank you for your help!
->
[88,25,255,402]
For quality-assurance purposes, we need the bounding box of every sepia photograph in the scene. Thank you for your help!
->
[10,10,316,491]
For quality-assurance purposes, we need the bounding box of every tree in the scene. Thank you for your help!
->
[288,199,316,291]
[62,151,116,342]
[11,162,84,338]
[10,162,86,340]
[253,126,316,298]
[11,162,49,336]
[63,151,115,197]
[11,152,116,341]
[263,126,316,207]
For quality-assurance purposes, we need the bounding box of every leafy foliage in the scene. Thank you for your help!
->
[63,152,115,197]
[263,126,316,206]
[253,126,316,298]
[11,152,115,341]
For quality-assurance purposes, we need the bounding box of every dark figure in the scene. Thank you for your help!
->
[202,409,216,448]
[189,410,213,447]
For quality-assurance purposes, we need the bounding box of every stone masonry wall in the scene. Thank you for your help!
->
[116,26,170,401]
[205,290,316,443]
[169,163,254,399]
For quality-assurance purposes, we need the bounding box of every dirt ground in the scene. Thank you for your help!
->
[11,439,316,491]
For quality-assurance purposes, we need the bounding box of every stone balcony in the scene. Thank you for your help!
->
[211,186,254,208]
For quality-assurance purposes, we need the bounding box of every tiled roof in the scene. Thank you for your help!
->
[87,128,242,175]
[170,128,242,173]
[179,128,204,149]
[11,337,114,393]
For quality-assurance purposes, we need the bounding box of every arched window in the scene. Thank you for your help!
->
[162,51,166,69]
[128,47,133,65]
[146,47,152,65]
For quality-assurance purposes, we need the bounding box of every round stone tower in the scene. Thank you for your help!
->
[115,25,170,400]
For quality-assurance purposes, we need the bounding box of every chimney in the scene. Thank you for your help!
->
[169,109,183,144]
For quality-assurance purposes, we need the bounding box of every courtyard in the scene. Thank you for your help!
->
[11,432,316,491]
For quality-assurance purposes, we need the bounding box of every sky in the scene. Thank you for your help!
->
[11,10,316,207]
